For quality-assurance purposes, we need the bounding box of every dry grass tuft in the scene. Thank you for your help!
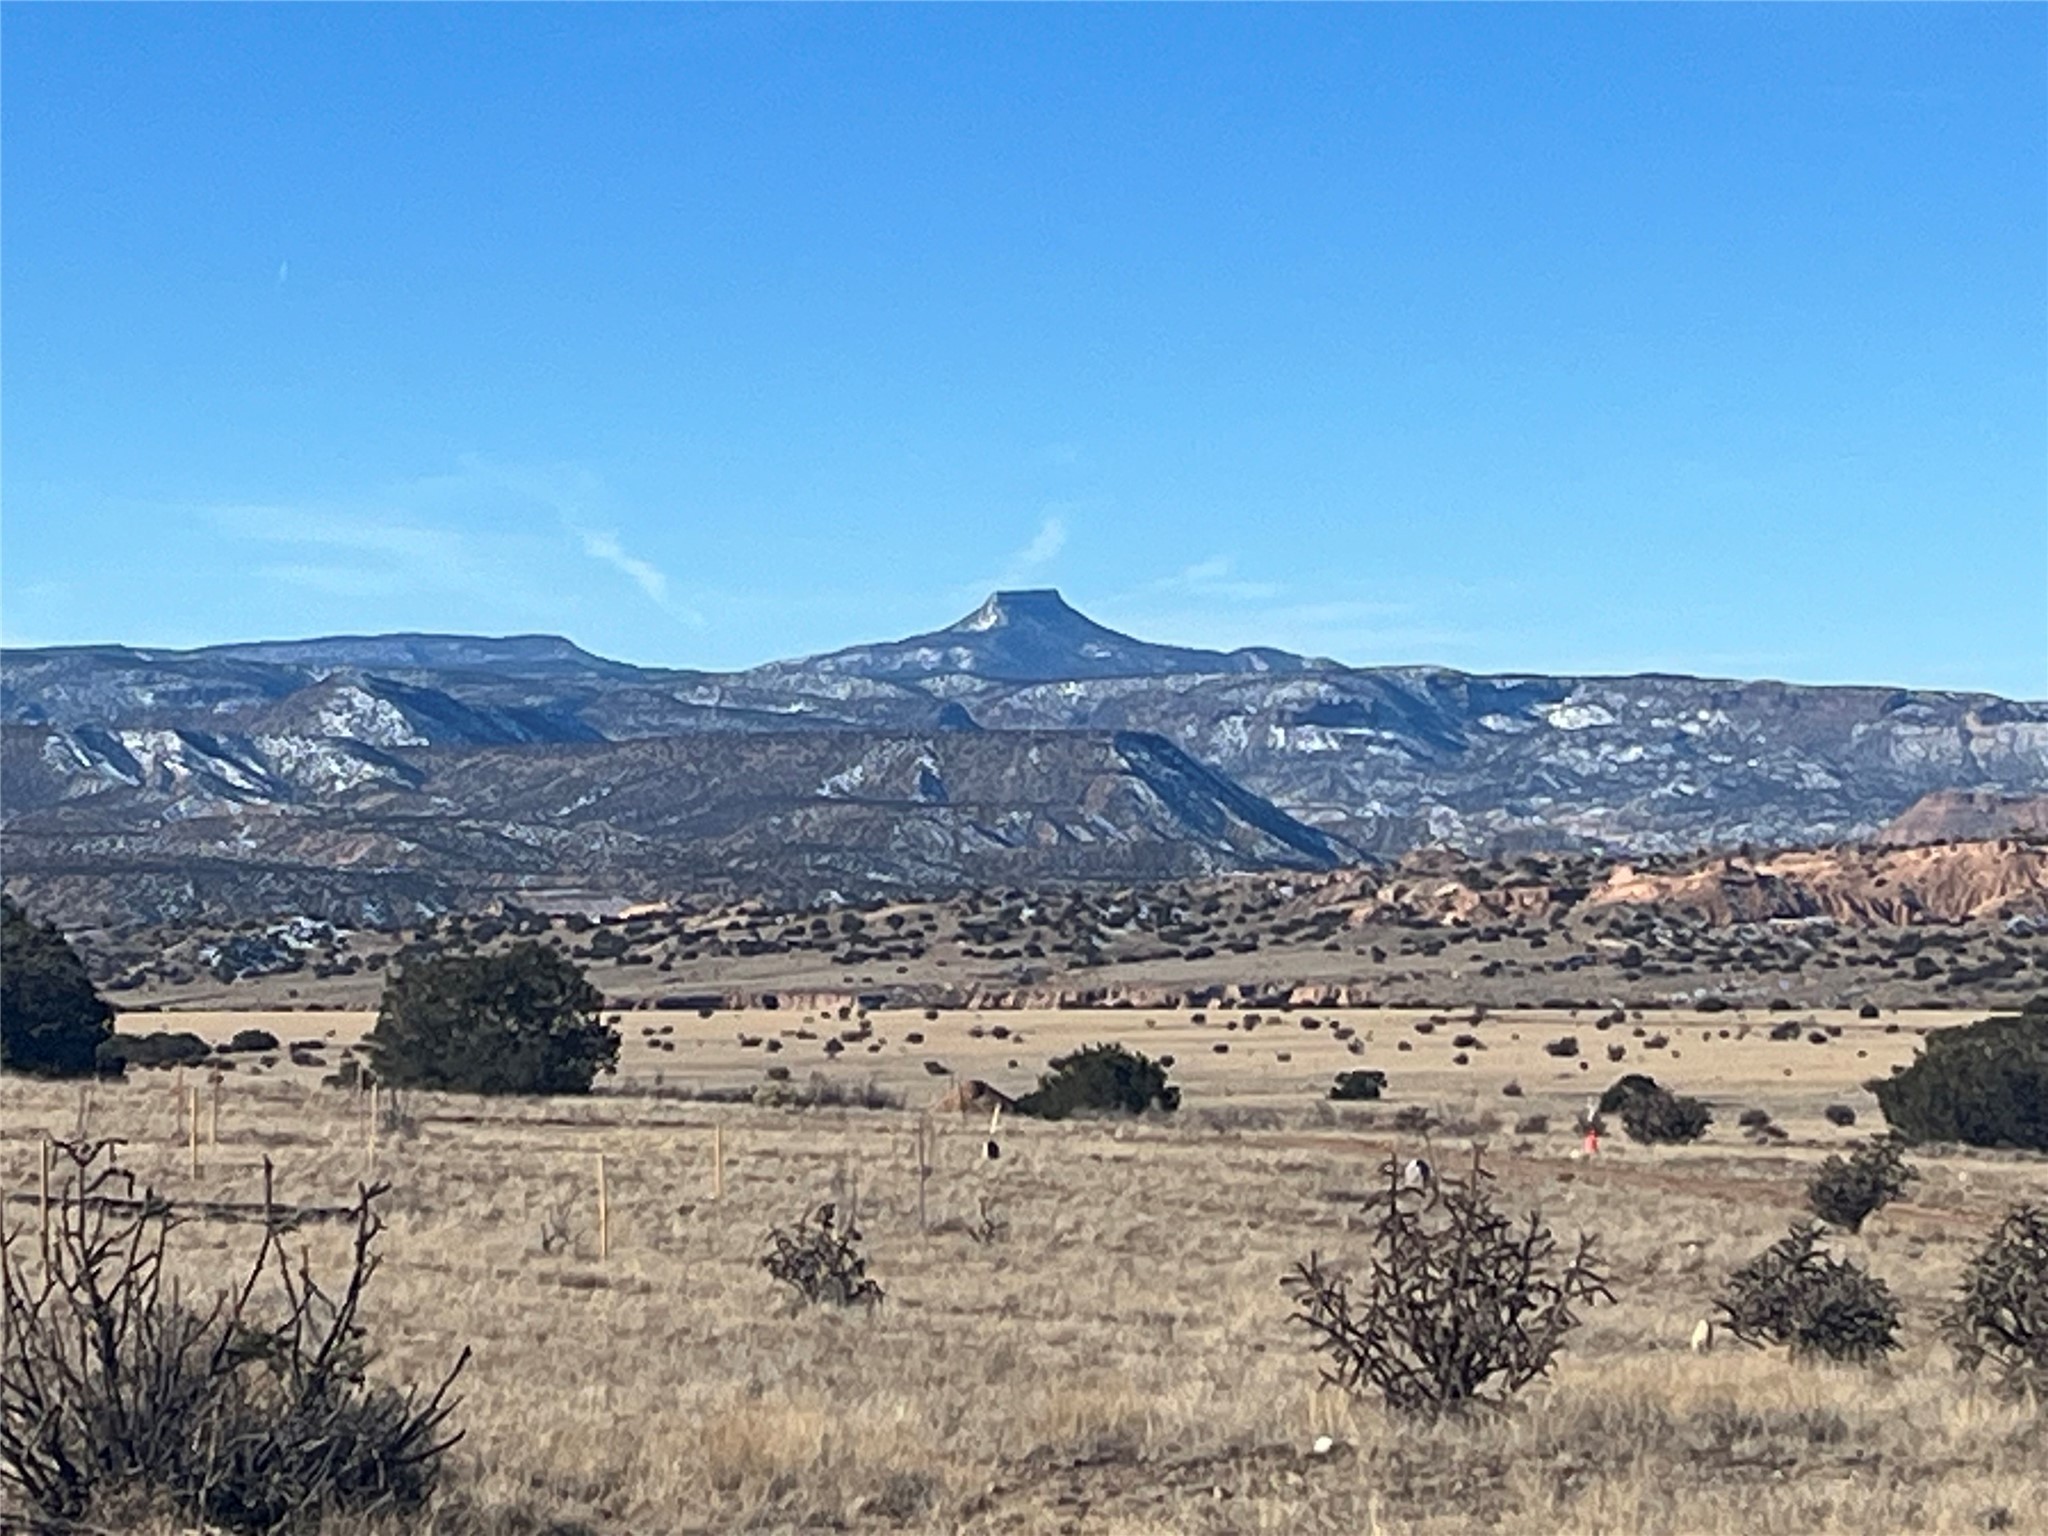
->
[4,1005,2044,1533]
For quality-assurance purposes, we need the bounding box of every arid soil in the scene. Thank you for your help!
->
[4,998,2043,1536]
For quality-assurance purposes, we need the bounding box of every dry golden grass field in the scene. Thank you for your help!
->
[5,1003,2045,1535]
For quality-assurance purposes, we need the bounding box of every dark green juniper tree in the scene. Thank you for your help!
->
[365,941,617,1095]
[1872,1000,2048,1151]
[1,896,116,1078]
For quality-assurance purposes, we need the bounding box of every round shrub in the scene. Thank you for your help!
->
[1,896,116,1078]
[1619,1085,1712,1145]
[1716,1223,1901,1364]
[1808,1136,1916,1234]
[365,942,616,1095]
[1013,1043,1179,1119]
[1871,1003,2047,1150]
[1330,1069,1387,1102]
[1597,1073,1663,1117]
[1597,1073,1710,1143]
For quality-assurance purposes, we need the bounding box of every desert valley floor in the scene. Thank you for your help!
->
[5,994,2044,1535]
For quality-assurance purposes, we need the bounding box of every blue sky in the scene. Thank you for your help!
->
[4,4,2043,694]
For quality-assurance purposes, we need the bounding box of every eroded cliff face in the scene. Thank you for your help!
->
[1581,841,2048,927]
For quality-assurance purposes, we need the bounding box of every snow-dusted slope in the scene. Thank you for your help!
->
[6,591,2047,924]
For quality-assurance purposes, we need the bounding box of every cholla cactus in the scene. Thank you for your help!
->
[1947,1205,2048,1399]
[1715,1222,1900,1364]
[761,1203,884,1308]
[1282,1156,1612,1417]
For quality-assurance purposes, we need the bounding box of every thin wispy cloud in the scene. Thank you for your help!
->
[959,511,1069,602]
[1106,555,1478,667]
[947,511,1074,611]
[575,526,669,604]
[457,456,699,624]
[203,459,703,629]
[1013,515,1067,574]
[1147,555,1282,603]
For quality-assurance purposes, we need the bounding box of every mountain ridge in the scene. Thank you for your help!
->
[6,591,2047,925]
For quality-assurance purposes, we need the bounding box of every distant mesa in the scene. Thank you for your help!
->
[4,591,2047,927]
[1882,790,2048,846]
[948,588,1081,634]
[779,588,1321,684]
[197,632,640,679]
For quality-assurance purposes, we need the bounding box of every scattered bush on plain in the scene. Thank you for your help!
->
[1329,1069,1387,1102]
[1597,1073,1662,1117]
[1014,1042,1179,1119]
[1715,1222,1901,1365]
[1808,1135,1916,1234]
[1283,1157,1612,1417]
[1945,1204,2048,1400]
[1599,1073,1713,1144]
[97,1031,212,1071]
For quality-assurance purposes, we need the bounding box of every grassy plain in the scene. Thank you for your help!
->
[4,1002,2044,1535]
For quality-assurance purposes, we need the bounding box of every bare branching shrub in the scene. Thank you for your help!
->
[1715,1222,1901,1365]
[0,1139,468,1533]
[1282,1157,1612,1417]
[535,1197,575,1257]
[1946,1205,2048,1399]
[1808,1135,1916,1234]
[761,1203,883,1308]
[967,1196,1009,1247]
